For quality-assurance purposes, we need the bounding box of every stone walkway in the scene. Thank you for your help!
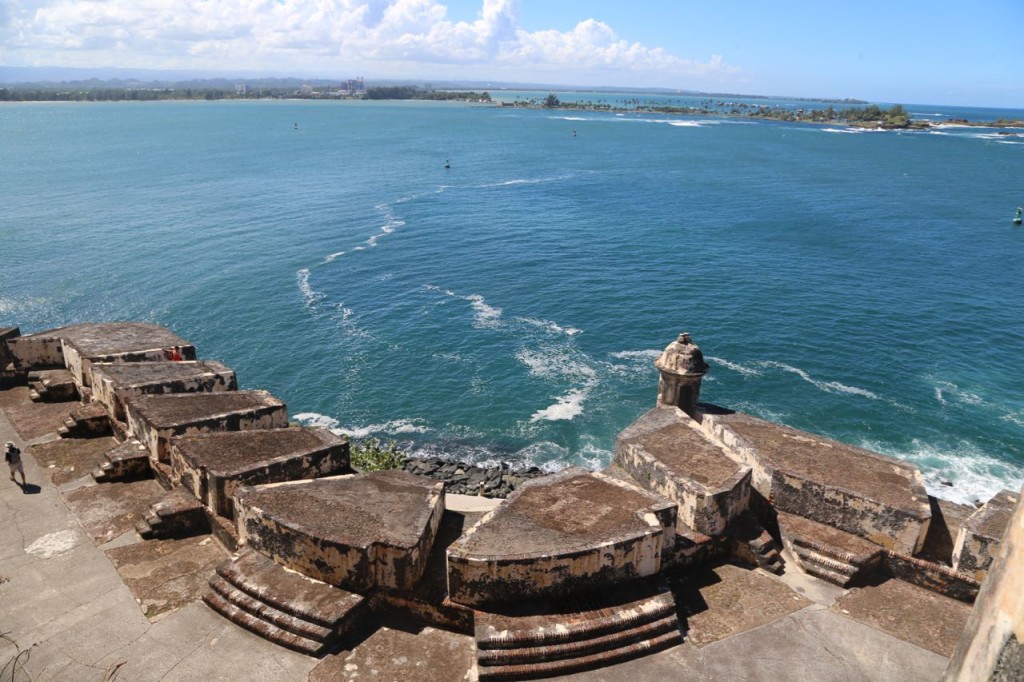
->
[0,388,966,681]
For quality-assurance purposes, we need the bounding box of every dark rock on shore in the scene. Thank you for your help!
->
[402,457,547,498]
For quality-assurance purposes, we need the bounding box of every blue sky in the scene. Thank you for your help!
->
[1,0,1021,107]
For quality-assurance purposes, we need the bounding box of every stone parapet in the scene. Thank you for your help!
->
[952,489,1019,581]
[92,360,237,420]
[235,472,444,592]
[615,407,751,535]
[699,406,931,555]
[170,427,349,519]
[446,468,675,607]
[124,390,287,464]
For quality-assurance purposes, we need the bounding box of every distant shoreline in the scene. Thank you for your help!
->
[2,88,1021,130]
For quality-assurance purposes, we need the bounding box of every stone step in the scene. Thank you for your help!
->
[93,440,151,483]
[794,546,857,587]
[208,575,333,643]
[477,629,682,681]
[134,518,155,540]
[215,548,368,630]
[476,586,677,650]
[137,489,208,540]
[477,613,679,666]
[799,560,855,588]
[777,511,882,587]
[202,592,326,656]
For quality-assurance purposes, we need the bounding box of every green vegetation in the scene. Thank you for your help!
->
[543,93,560,108]
[365,86,491,101]
[349,437,407,472]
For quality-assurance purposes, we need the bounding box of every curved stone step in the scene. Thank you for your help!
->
[202,592,325,656]
[478,613,678,666]
[795,547,857,577]
[477,629,682,681]
[215,549,367,630]
[208,575,332,643]
[476,589,676,650]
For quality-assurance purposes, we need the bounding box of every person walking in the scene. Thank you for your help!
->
[5,441,25,486]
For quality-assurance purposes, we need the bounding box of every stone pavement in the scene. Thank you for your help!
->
[1,387,966,681]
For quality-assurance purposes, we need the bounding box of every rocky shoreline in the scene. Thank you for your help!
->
[401,457,549,498]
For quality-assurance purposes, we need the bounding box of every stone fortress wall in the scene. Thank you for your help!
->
[1,322,1019,679]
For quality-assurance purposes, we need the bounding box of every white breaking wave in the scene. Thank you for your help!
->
[759,361,882,400]
[531,386,592,422]
[466,294,503,329]
[549,116,588,121]
[861,438,1024,507]
[293,413,431,438]
[821,128,864,134]
[516,317,582,336]
[609,349,661,360]
[322,251,346,263]
[516,347,598,381]
[292,412,340,429]
[296,268,325,307]
[707,355,763,377]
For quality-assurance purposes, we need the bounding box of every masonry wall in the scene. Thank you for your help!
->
[614,441,750,536]
[447,526,664,608]
[7,334,64,370]
[236,485,444,592]
[943,484,1024,680]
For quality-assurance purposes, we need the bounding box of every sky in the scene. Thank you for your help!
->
[0,0,1021,107]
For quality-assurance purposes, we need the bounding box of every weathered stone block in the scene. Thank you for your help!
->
[235,471,444,592]
[699,406,931,554]
[170,427,349,519]
[447,468,676,607]
[92,360,237,420]
[124,390,287,464]
[615,407,751,536]
[952,489,1018,581]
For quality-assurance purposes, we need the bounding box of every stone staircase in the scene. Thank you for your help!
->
[729,512,785,575]
[92,439,151,483]
[58,403,111,438]
[778,512,883,587]
[135,488,209,540]
[203,548,370,656]
[474,580,682,680]
[28,369,78,402]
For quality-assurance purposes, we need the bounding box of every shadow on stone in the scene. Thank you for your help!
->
[18,482,41,495]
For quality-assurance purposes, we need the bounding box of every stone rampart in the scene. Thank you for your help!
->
[615,407,750,535]
[446,468,674,607]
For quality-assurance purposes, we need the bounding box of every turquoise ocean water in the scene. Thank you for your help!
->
[2,98,1023,505]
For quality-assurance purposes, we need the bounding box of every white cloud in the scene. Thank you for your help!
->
[0,0,738,86]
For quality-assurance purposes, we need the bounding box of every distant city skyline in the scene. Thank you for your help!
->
[1,0,1021,108]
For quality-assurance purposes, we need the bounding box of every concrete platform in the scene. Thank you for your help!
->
[700,406,931,554]
[124,390,288,463]
[170,427,349,518]
[616,407,751,534]
[235,471,445,592]
[30,436,118,486]
[3,400,76,441]
[309,618,476,682]
[447,468,677,607]
[920,496,976,566]
[62,478,167,544]
[675,562,812,647]
[832,578,971,657]
[106,535,228,621]
[92,360,237,420]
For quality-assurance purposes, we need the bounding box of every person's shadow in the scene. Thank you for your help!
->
[17,482,41,495]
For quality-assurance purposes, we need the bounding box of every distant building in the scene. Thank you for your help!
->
[235,84,248,95]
